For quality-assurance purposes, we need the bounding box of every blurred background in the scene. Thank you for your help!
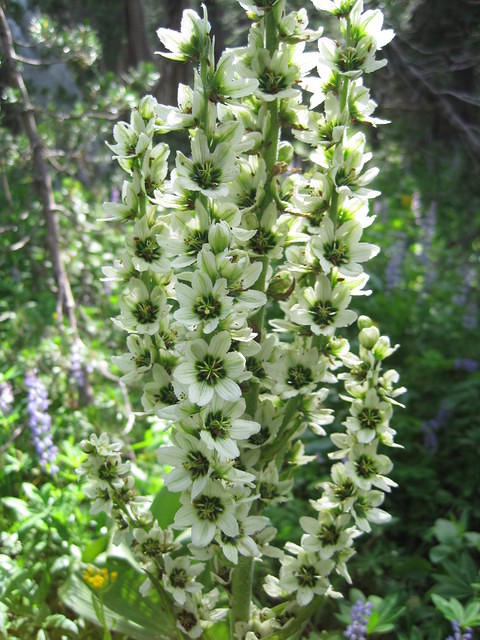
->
[0,0,479,638]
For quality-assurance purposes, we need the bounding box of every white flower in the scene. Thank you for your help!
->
[300,512,359,559]
[115,279,168,335]
[198,396,260,461]
[216,505,268,564]
[345,387,394,444]
[174,483,239,546]
[264,345,327,399]
[156,7,210,62]
[111,334,155,384]
[311,217,379,277]
[126,215,171,274]
[163,555,204,605]
[158,431,214,498]
[174,272,234,334]
[344,442,396,492]
[106,109,153,159]
[274,543,335,605]
[208,50,259,101]
[102,181,139,222]
[132,525,178,560]
[175,131,238,198]
[173,331,246,406]
[250,46,301,102]
[141,363,180,413]
[290,276,357,335]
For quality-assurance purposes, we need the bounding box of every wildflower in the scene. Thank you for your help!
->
[344,599,372,640]
[82,565,118,591]
[115,279,168,335]
[173,331,246,406]
[25,371,58,474]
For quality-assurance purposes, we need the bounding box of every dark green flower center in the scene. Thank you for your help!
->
[335,167,355,186]
[287,365,313,389]
[351,363,369,381]
[337,46,363,72]
[324,240,349,266]
[184,230,209,256]
[144,177,160,198]
[249,426,270,446]
[205,411,231,439]
[238,187,257,209]
[193,495,224,521]
[318,523,340,546]
[141,538,162,558]
[134,236,161,263]
[170,567,188,588]
[334,479,356,501]
[178,610,197,632]
[98,460,119,481]
[359,407,381,429]
[355,454,378,478]
[259,482,278,501]
[296,564,317,588]
[249,227,277,255]
[311,300,336,327]
[192,161,222,189]
[135,350,151,368]
[133,300,159,324]
[246,357,266,379]
[258,69,288,95]
[155,383,177,405]
[184,450,210,479]
[194,294,221,319]
[196,354,226,385]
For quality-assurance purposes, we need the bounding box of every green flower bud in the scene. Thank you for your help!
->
[278,141,293,164]
[357,315,373,329]
[80,439,96,454]
[139,95,157,121]
[359,326,379,349]
[267,271,295,300]
[373,335,393,360]
[208,221,231,253]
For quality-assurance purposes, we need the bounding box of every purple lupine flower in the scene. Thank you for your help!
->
[462,300,478,331]
[0,381,14,416]
[446,620,474,640]
[70,339,86,389]
[25,371,59,474]
[385,232,407,292]
[454,358,478,374]
[345,599,372,640]
[421,402,450,453]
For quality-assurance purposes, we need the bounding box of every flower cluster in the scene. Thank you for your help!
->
[82,565,118,591]
[0,380,13,416]
[344,599,372,640]
[82,0,401,636]
[446,621,474,640]
[25,371,58,474]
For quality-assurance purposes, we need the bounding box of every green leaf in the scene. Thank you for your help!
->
[82,535,109,563]
[2,497,31,519]
[43,614,79,635]
[59,558,175,640]
[150,486,180,528]
[204,622,230,640]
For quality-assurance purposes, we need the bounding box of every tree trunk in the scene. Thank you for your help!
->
[124,0,153,68]
[0,7,93,404]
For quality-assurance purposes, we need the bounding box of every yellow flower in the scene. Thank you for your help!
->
[82,565,118,591]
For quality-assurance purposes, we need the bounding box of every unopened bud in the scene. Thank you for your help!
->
[139,95,157,121]
[267,272,295,300]
[357,315,373,329]
[278,141,293,164]
[208,221,231,253]
[359,326,379,349]
[373,335,393,360]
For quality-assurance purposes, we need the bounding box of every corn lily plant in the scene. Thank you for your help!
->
[80,1,404,638]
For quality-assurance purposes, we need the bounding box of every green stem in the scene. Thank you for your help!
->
[230,555,255,638]
[231,5,283,636]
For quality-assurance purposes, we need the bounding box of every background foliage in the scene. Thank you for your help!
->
[0,0,479,638]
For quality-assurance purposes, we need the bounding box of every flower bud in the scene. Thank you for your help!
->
[373,336,393,360]
[267,272,295,300]
[359,326,379,349]
[139,95,157,121]
[357,315,373,329]
[80,439,96,454]
[278,141,293,164]
[208,221,231,253]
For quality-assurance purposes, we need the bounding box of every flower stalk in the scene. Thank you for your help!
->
[81,1,403,638]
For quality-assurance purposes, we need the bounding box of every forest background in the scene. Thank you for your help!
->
[0,0,479,638]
